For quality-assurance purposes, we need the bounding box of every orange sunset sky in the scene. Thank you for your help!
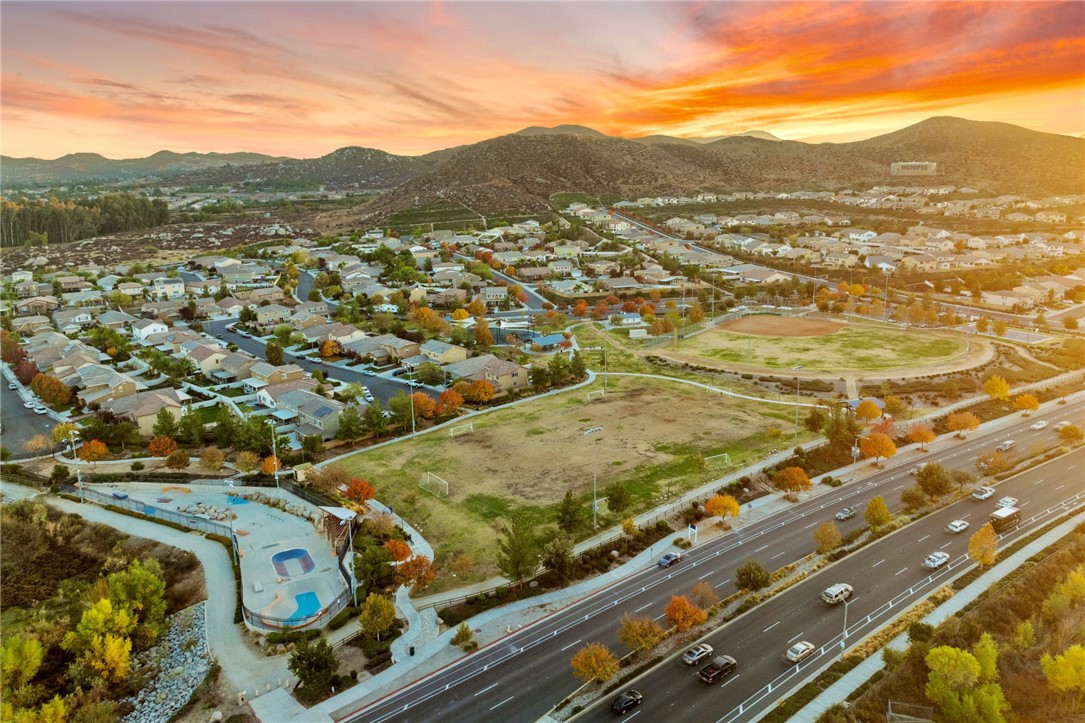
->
[2,1,1083,159]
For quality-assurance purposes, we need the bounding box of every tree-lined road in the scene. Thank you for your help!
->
[344,401,1083,723]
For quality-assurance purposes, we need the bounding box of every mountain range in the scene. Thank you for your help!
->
[3,118,1082,224]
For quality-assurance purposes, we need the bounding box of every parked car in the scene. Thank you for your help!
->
[407,380,421,387]
[923,551,951,570]
[33,406,48,415]
[363,369,377,377]
[611,690,643,714]
[216,334,224,339]
[783,641,815,664]
[23,400,34,409]
[1030,420,1048,430]
[820,583,853,605]
[682,643,714,665]
[946,520,970,534]
[658,552,682,568]
[972,486,996,501]
[226,325,237,332]
[996,497,1019,509]
[7,383,16,390]
[835,506,857,521]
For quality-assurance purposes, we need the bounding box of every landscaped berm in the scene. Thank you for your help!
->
[676,315,966,372]
[339,375,804,588]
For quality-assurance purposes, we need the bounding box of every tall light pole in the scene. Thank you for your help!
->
[583,426,604,530]
[270,424,280,489]
[224,480,237,564]
[840,597,854,661]
[68,428,83,503]
[882,268,892,321]
[409,387,417,437]
[793,365,804,445]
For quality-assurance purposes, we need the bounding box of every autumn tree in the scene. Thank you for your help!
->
[925,640,1010,723]
[982,375,1011,402]
[688,581,719,610]
[621,517,637,537]
[968,523,998,566]
[451,308,469,321]
[465,379,495,403]
[864,496,891,530]
[855,399,882,421]
[704,494,740,521]
[396,555,436,591]
[884,395,908,418]
[946,411,980,438]
[916,463,953,500]
[814,521,842,554]
[1041,644,1085,701]
[1012,393,1039,416]
[467,296,486,316]
[30,373,71,406]
[773,466,811,494]
[78,439,109,466]
[860,432,897,464]
[200,448,225,472]
[384,539,411,562]
[618,614,664,653]
[320,339,340,358]
[474,317,494,346]
[22,434,52,456]
[992,319,1007,337]
[688,302,705,323]
[164,450,189,470]
[235,450,259,473]
[63,598,134,684]
[908,425,936,450]
[666,595,707,631]
[51,421,79,451]
[148,435,177,457]
[976,316,990,333]
[358,593,397,640]
[1058,424,1084,443]
[345,478,376,508]
[411,392,437,419]
[976,450,1012,475]
[735,560,771,591]
[570,642,619,684]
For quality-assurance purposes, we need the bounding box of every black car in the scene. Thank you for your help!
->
[611,690,643,714]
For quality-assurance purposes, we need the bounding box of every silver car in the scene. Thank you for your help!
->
[784,641,815,664]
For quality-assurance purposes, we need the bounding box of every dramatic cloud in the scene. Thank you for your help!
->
[2,1,1082,158]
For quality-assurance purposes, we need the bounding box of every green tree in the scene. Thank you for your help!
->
[358,593,397,640]
[1041,644,1085,699]
[336,405,363,442]
[569,351,587,379]
[387,391,414,430]
[864,496,891,530]
[151,408,178,438]
[363,400,389,440]
[214,406,238,448]
[541,538,575,581]
[107,559,167,649]
[916,463,953,500]
[0,634,43,690]
[301,435,324,458]
[265,341,284,366]
[556,490,582,534]
[287,637,338,703]
[735,559,771,591]
[604,482,631,514]
[178,408,204,445]
[496,515,538,583]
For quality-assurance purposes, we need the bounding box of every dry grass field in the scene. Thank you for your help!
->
[339,374,801,587]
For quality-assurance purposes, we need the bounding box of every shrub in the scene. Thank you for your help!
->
[130,461,145,471]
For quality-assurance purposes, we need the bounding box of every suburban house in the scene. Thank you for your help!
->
[419,339,468,365]
[14,296,60,316]
[11,315,51,333]
[149,277,186,301]
[255,304,292,326]
[132,319,169,342]
[244,286,287,305]
[52,308,95,333]
[97,310,139,330]
[517,267,551,282]
[100,388,190,436]
[74,363,142,405]
[276,389,350,440]
[444,354,529,394]
[186,344,231,376]
[300,322,367,346]
[249,362,305,386]
[216,352,258,382]
[598,277,642,292]
[342,334,420,364]
[217,297,254,315]
[980,290,1034,309]
[294,300,329,317]
[254,378,319,408]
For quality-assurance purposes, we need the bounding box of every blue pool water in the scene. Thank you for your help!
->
[227,496,249,505]
[289,591,321,622]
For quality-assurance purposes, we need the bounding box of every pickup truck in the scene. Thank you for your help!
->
[697,655,737,683]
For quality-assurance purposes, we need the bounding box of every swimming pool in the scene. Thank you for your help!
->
[271,548,316,577]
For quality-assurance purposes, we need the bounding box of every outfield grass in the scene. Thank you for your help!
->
[679,323,965,372]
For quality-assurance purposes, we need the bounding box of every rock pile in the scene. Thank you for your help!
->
[122,602,213,723]
[176,503,233,522]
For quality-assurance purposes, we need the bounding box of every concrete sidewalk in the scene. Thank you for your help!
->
[789,511,1085,723]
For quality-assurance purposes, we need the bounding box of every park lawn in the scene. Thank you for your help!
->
[338,374,812,590]
[678,323,964,372]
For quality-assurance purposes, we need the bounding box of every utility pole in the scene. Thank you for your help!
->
[271,426,280,489]
[793,365,804,444]
[583,427,604,530]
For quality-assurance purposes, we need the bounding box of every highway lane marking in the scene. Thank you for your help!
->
[654,614,667,621]
[698,571,714,580]
[771,551,786,560]
[625,712,641,721]
[721,674,741,688]
[1056,484,1065,491]
[560,639,581,652]
[892,484,904,491]
[755,544,769,552]
[474,682,499,696]
[941,542,953,549]
[634,603,652,613]
[763,621,780,632]
[804,521,819,529]
[1035,479,1044,485]
[873,559,885,568]
[787,632,804,643]
[489,696,514,711]
[715,578,732,589]
[895,567,908,576]
[1069,465,1078,470]
[918,535,929,543]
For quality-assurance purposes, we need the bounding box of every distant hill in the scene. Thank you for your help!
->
[355,117,1084,222]
[514,124,608,138]
[691,130,783,143]
[1,150,291,186]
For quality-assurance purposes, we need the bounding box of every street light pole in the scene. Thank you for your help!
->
[224,480,237,564]
[793,365,804,445]
[840,597,853,661]
[409,388,416,438]
[270,425,280,489]
[583,426,604,530]
[883,268,892,321]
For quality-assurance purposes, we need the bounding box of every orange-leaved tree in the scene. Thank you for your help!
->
[148,436,177,457]
[946,411,980,438]
[259,455,281,476]
[855,399,882,421]
[78,439,109,466]
[666,595,707,632]
[570,642,619,684]
[451,308,469,321]
[395,555,436,591]
[437,389,464,415]
[860,432,897,464]
[908,425,936,451]
[467,380,495,404]
[320,339,341,358]
[384,539,412,562]
[1013,394,1039,416]
[345,478,375,507]
[474,318,494,346]
[704,494,741,520]
[773,466,811,494]
[411,392,436,419]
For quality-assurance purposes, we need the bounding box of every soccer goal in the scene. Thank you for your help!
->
[449,422,474,438]
[586,389,606,401]
[705,452,732,467]
[419,471,450,499]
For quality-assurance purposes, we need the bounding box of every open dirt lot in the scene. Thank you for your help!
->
[677,316,967,372]
[338,375,797,586]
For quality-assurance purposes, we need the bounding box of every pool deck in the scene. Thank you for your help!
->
[84,481,348,629]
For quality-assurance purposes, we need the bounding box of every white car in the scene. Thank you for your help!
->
[23,400,34,409]
[946,520,970,534]
[7,383,16,390]
[33,406,48,415]
[996,497,1019,509]
[1054,421,1071,431]
[1030,420,1048,430]
[682,643,714,665]
[923,551,951,570]
[972,486,995,501]
[783,641,815,664]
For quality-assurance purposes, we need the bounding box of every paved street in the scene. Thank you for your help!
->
[0,371,56,458]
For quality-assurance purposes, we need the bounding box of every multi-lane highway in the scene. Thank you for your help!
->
[344,400,1083,722]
